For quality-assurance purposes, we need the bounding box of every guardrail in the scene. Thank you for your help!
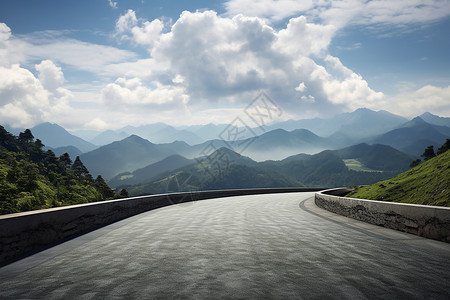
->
[315,188,450,243]
[0,188,322,266]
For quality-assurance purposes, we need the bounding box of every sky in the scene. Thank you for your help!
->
[0,0,449,131]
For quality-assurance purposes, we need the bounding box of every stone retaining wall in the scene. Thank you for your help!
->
[315,189,450,242]
[0,188,321,265]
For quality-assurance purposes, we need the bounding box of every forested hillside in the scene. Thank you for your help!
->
[120,145,412,196]
[0,126,125,215]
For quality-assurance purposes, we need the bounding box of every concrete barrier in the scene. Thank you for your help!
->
[315,188,450,243]
[0,188,322,265]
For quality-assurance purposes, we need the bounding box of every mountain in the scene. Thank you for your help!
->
[49,145,83,158]
[108,154,194,188]
[268,108,407,139]
[70,129,101,141]
[262,142,414,187]
[113,123,204,145]
[180,123,232,141]
[3,124,22,135]
[123,143,413,196]
[153,126,204,145]
[333,143,416,171]
[31,123,97,153]
[329,108,408,140]
[371,117,450,156]
[123,148,300,196]
[90,130,129,146]
[347,148,450,207]
[241,128,332,161]
[420,112,450,128]
[80,135,193,180]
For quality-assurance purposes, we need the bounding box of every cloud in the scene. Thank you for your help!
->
[0,23,11,44]
[116,9,164,47]
[275,16,336,57]
[0,23,25,67]
[86,117,109,130]
[224,0,450,30]
[0,62,72,128]
[2,29,138,76]
[35,59,65,91]
[2,2,449,131]
[146,10,382,116]
[101,77,189,108]
[224,0,314,22]
[387,84,450,117]
[108,0,117,9]
[22,38,138,75]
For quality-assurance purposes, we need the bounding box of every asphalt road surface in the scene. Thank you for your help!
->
[1,192,449,299]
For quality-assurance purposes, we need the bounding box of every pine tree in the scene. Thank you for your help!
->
[421,145,436,161]
[18,129,34,145]
[437,139,450,155]
[118,189,129,198]
[72,156,93,181]
[59,153,72,170]
[94,175,115,199]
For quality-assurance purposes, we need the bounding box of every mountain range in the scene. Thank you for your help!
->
[2,109,449,184]
[116,143,416,196]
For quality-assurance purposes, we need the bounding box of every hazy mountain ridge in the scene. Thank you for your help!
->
[3,108,449,182]
[108,154,195,187]
[119,143,414,196]
[420,112,450,127]
[31,123,97,153]
[371,117,450,156]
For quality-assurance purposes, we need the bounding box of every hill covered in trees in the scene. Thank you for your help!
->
[0,126,126,215]
[120,144,414,196]
[347,140,450,206]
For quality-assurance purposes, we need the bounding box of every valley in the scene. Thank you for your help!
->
[2,108,449,199]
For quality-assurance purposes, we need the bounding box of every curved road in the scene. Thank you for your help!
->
[1,192,449,299]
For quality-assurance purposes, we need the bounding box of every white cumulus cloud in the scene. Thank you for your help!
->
[0,59,72,128]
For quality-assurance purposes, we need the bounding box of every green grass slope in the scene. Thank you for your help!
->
[347,150,450,207]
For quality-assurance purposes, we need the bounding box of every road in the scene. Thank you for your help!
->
[0,192,449,299]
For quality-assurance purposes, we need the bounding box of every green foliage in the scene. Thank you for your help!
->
[409,159,421,168]
[437,139,450,155]
[123,145,413,197]
[118,188,129,198]
[348,149,450,207]
[421,145,436,161]
[0,126,120,215]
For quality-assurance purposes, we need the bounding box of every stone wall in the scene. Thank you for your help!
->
[0,188,321,265]
[315,189,450,242]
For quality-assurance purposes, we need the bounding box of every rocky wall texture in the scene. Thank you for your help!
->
[315,189,450,243]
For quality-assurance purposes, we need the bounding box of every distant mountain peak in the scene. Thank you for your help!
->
[420,112,435,117]
[122,134,152,144]
[354,107,373,113]
[404,116,427,127]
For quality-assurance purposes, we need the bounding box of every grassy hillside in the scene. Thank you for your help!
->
[347,150,450,207]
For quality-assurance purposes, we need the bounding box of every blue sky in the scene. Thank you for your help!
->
[0,0,449,130]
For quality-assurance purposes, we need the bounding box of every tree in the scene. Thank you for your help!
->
[0,126,18,151]
[18,129,34,145]
[421,145,436,161]
[94,175,115,199]
[59,153,72,170]
[409,159,421,168]
[118,189,129,198]
[437,139,450,155]
[72,156,93,181]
